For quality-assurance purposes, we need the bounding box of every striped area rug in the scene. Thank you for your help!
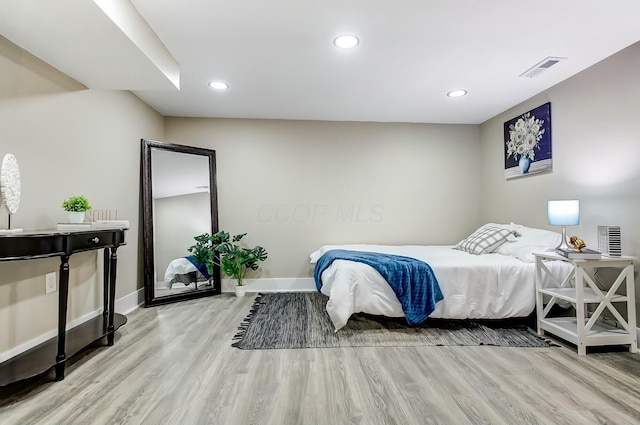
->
[232,292,556,350]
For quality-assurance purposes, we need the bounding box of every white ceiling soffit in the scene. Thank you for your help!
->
[2,1,640,123]
[0,0,178,91]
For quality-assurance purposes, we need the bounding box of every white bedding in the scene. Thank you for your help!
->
[311,244,573,331]
[164,257,197,281]
[163,257,202,288]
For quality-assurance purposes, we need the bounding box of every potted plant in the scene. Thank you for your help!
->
[210,231,268,297]
[188,233,215,279]
[61,195,91,223]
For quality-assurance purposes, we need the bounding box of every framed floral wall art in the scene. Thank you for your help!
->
[504,102,552,179]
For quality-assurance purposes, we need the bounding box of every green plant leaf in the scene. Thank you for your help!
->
[62,195,91,212]
[208,231,268,284]
[232,233,246,242]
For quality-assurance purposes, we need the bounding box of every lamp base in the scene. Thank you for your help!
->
[555,226,572,251]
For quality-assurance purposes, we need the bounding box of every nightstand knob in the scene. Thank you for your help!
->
[90,237,100,244]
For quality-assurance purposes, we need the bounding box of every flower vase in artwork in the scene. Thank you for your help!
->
[519,155,531,174]
[505,111,546,177]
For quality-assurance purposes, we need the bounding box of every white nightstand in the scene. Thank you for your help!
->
[534,252,637,355]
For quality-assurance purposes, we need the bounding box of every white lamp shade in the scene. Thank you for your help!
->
[548,200,580,226]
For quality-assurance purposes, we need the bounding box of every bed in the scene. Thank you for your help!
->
[311,223,574,331]
[162,256,208,289]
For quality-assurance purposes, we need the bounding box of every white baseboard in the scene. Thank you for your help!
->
[221,277,316,293]
[115,287,144,315]
[0,288,144,364]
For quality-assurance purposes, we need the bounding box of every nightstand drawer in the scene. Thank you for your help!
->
[66,230,126,253]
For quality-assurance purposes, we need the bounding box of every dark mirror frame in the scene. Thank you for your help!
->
[141,139,221,306]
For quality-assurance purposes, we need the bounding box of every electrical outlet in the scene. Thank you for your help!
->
[45,272,57,293]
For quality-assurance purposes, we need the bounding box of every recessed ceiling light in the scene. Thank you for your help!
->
[447,89,467,98]
[208,81,228,90]
[333,35,359,49]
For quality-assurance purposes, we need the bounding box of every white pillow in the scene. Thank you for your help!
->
[495,224,561,262]
[454,226,518,255]
[309,246,337,264]
[309,244,370,264]
[469,222,516,232]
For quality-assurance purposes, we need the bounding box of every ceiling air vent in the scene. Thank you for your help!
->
[519,57,566,78]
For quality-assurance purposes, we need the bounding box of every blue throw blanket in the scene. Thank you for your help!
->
[185,255,210,279]
[314,249,443,325]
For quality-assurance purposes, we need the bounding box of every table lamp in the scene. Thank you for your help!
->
[548,200,580,251]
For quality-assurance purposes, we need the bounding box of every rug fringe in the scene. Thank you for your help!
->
[231,293,265,348]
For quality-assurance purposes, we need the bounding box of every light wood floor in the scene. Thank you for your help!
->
[2,294,640,425]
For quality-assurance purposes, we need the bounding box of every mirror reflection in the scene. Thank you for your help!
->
[142,139,220,306]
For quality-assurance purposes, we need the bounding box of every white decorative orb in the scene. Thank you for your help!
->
[0,154,21,214]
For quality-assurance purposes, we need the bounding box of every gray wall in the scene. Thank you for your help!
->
[165,118,482,278]
[479,42,640,301]
[0,36,164,354]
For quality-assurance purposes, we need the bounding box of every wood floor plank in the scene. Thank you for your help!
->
[2,293,640,425]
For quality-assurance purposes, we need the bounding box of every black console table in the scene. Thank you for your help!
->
[0,228,127,386]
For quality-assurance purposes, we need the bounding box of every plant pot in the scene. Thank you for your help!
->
[235,285,247,297]
[68,211,86,223]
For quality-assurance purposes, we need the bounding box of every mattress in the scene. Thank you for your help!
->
[311,244,573,331]
[163,257,203,289]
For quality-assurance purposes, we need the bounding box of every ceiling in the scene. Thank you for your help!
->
[2,0,640,124]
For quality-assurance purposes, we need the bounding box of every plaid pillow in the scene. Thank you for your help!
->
[455,226,516,255]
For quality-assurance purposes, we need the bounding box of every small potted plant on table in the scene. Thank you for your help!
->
[62,195,91,223]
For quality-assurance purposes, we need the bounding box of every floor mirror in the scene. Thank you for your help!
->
[141,139,221,306]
